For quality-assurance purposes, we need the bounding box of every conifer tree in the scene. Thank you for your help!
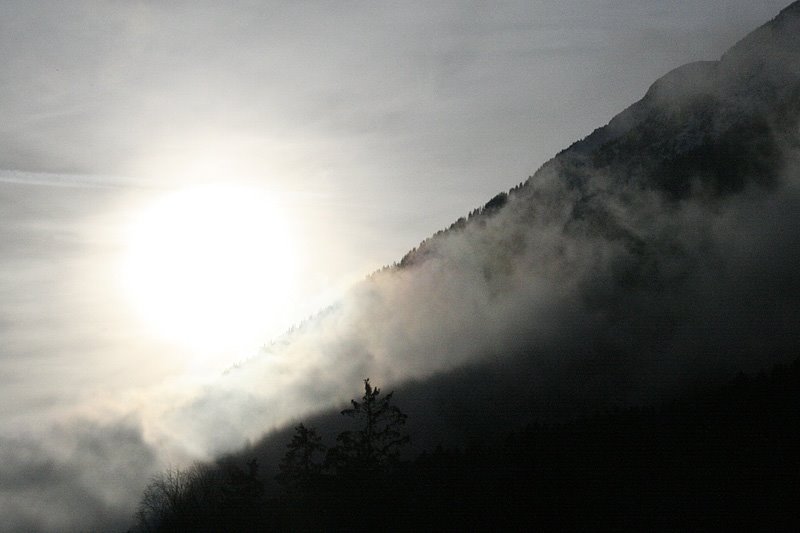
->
[327,379,409,475]
[277,423,325,492]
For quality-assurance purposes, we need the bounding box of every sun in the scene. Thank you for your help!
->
[121,184,297,359]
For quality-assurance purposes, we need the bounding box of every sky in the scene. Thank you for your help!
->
[0,1,794,530]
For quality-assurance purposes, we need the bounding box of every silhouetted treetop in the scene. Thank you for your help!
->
[327,378,409,475]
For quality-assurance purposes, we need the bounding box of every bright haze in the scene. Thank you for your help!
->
[0,1,791,531]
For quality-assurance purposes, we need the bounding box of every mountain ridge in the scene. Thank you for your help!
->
[397,0,800,268]
[223,0,800,455]
[137,5,800,529]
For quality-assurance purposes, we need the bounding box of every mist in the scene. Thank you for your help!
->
[161,4,800,468]
[202,146,799,447]
[193,3,800,453]
[2,2,798,531]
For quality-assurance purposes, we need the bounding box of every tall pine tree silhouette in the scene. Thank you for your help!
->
[327,379,409,476]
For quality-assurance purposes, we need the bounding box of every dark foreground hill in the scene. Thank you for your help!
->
[133,3,800,530]
[134,357,800,531]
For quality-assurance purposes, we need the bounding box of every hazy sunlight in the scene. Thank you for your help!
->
[121,184,297,362]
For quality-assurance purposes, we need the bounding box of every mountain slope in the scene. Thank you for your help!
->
[133,5,800,529]
[136,357,800,531]
[405,0,800,260]
[171,2,800,461]
[387,9,800,385]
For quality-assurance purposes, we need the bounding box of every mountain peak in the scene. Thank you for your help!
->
[720,0,800,83]
[532,1,800,202]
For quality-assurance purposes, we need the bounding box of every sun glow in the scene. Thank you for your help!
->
[121,184,297,362]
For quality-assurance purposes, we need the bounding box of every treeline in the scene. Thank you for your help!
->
[133,379,410,532]
[133,358,800,531]
[372,177,530,276]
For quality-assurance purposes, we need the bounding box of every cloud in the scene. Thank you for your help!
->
[0,2,787,205]
[0,420,159,533]
[1,3,797,530]
[7,142,797,530]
